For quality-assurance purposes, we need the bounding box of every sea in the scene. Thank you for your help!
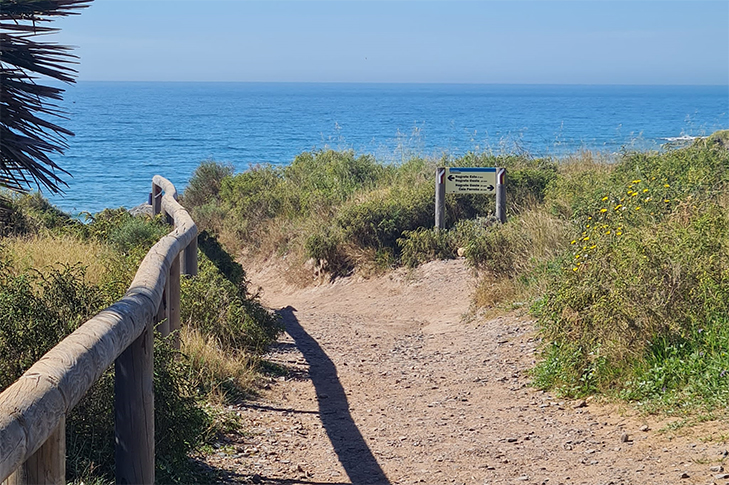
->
[46,82,728,214]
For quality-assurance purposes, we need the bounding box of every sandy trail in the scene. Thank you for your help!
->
[205,259,729,485]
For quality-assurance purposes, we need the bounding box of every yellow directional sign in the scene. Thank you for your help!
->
[444,167,497,194]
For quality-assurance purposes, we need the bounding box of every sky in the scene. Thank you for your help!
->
[54,0,729,85]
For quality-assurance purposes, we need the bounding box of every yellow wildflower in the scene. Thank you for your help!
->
[614,204,622,210]
[590,245,596,249]
[602,196,609,201]
[643,188,649,193]
[583,236,590,241]
[571,240,576,245]
[616,231,622,236]
[575,254,580,259]
[573,267,578,272]
[664,199,670,203]
[600,208,607,213]
[664,184,670,188]
[605,230,611,235]
[635,206,641,210]
[632,179,641,184]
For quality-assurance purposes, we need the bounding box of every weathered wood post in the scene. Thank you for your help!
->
[435,167,446,231]
[495,167,506,224]
[156,275,170,336]
[114,319,154,485]
[152,182,162,216]
[5,419,65,485]
[168,255,181,349]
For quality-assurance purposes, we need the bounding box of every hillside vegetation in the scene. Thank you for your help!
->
[0,196,282,483]
[185,131,729,414]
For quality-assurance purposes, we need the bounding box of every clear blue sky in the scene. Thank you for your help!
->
[56,0,729,84]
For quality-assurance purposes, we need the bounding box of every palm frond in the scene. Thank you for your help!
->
[0,0,93,193]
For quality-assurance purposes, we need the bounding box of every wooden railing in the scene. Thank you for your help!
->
[0,176,197,485]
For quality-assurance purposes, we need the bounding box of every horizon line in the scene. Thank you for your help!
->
[72,80,729,87]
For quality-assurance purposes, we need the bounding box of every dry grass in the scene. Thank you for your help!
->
[1,235,114,285]
[473,275,520,310]
[180,326,258,404]
[472,208,570,309]
[558,150,617,174]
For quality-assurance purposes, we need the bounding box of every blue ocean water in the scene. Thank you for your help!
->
[48,82,728,214]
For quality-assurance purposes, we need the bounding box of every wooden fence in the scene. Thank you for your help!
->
[0,176,197,485]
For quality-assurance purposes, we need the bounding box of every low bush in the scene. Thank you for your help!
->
[533,142,729,410]
[184,150,562,276]
[0,198,281,483]
[182,160,234,208]
[181,252,282,355]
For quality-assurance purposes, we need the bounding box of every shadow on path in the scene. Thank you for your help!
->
[277,306,390,485]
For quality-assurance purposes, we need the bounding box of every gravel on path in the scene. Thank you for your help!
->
[202,259,729,485]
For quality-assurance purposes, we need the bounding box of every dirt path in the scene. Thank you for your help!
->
[205,260,729,485]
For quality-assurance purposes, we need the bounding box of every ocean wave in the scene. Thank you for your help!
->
[661,135,700,142]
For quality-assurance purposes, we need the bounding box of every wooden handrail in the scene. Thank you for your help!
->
[0,176,197,485]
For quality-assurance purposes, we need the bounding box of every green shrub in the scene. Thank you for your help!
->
[398,228,457,268]
[282,150,386,213]
[304,227,352,275]
[82,209,169,254]
[219,164,284,224]
[66,336,212,484]
[182,160,234,208]
[181,250,282,354]
[337,184,433,252]
[534,142,729,406]
[0,265,108,391]
[0,192,81,236]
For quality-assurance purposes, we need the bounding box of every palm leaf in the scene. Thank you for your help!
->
[0,0,93,193]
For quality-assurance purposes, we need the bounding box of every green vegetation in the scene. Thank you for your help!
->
[185,134,729,415]
[0,193,282,483]
[533,141,729,412]
[182,150,553,277]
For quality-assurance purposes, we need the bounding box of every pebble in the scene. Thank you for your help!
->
[573,400,587,409]
[714,473,729,479]
[639,425,650,432]
[679,472,690,479]
[620,433,630,443]
[710,465,724,473]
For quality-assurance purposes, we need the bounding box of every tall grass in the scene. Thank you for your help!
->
[184,149,555,277]
[0,198,282,483]
[183,133,729,414]
[532,137,729,411]
[1,235,114,285]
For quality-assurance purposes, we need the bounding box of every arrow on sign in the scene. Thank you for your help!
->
[448,175,455,181]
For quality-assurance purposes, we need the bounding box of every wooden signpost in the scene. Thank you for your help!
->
[435,167,506,230]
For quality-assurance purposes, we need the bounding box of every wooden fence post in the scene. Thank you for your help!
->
[114,320,154,485]
[152,182,162,216]
[435,167,446,231]
[182,237,198,277]
[4,418,65,485]
[156,276,170,336]
[168,255,181,349]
